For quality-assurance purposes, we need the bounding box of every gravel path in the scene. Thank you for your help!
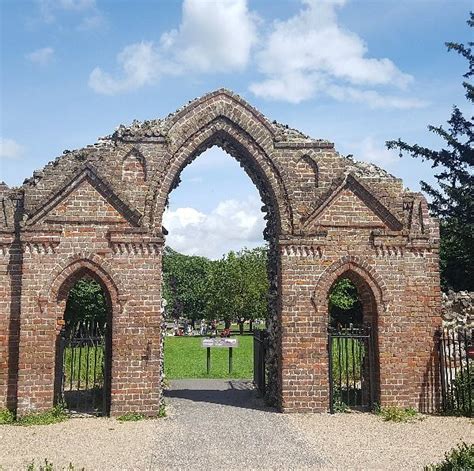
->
[0,416,157,470]
[150,379,326,470]
[1,380,472,470]
[288,412,473,470]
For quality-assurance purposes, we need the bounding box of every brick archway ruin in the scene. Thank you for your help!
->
[0,89,441,416]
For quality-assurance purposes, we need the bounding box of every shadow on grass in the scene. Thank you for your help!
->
[165,380,277,412]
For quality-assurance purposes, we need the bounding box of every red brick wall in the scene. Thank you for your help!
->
[0,89,441,415]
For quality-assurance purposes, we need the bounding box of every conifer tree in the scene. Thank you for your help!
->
[386,13,473,291]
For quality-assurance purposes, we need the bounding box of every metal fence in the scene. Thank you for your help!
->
[328,325,375,413]
[253,329,267,395]
[56,320,107,416]
[438,327,473,417]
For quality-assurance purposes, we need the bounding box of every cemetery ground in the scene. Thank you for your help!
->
[164,334,253,379]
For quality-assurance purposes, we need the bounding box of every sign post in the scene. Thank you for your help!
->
[202,337,239,374]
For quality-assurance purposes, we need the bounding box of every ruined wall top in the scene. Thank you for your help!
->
[0,88,435,240]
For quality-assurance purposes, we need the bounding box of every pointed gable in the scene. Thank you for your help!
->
[303,174,403,231]
[315,188,387,227]
[26,166,142,227]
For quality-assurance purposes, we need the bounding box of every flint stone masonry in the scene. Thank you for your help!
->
[0,89,442,416]
[441,291,474,328]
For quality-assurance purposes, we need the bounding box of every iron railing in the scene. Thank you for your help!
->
[328,325,375,413]
[438,327,472,417]
[56,320,107,415]
[253,329,267,395]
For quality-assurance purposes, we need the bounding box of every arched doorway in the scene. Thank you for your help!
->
[53,267,113,416]
[154,124,284,406]
[327,269,380,412]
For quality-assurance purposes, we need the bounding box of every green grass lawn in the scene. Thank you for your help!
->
[331,337,365,383]
[164,335,253,379]
[63,345,104,388]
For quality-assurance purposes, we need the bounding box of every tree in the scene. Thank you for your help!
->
[236,247,269,333]
[329,278,362,327]
[205,252,240,329]
[386,13,474,291]
[162,245,269,332]
[162,246,211,323]
[204,247,269,332]
[64,278,107,328]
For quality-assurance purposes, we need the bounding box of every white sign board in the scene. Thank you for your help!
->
[201,337,239,348]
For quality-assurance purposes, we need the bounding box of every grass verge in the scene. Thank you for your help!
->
[17,405,69,426]
[117,412,146,422]
[0,405,69,427]
[117,403,166,422]
[376,405,420,423]
[0,408,15,424]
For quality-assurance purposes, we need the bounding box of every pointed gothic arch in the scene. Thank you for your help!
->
[144,97,293,235]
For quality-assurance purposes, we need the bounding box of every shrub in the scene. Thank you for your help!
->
[332,400,349,413]
[376,406,419,423]
[424,442,474,470]
[0,408,15,424]
[445,368,474,416]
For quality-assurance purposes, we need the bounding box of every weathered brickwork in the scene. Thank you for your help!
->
[0,89,441,415]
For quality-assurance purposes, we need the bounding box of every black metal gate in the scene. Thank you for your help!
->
[56,320,108,415]
[253,329,267,395]
[438,327,472,417]
[328,325,375,413]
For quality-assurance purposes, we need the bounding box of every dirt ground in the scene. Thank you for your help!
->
[1,381,472,470]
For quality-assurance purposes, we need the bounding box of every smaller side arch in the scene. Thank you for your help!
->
[23,254,124,416]
[312,255,386,312]
[39,253,126,309]
[313,256,384,410]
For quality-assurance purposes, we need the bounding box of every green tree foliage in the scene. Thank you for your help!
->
[205,253,239,328]
[386,13,474,291]
[329,278,362,327]
[205,247,268,331]
[64,278,107,328]
[162,246,211,321]
[162,246,269,331]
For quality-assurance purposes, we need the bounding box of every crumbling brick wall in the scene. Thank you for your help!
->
[0,89,441,415]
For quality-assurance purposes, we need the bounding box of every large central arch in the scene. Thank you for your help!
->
[150,112,291,405]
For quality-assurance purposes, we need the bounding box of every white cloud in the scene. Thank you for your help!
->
[162,0,258,73]
[36,0,103,29]
[351,137,398,166]
[58,0,96,11]
[0,138,25,160]
[327,85,427,110]
[26,47,54,65]
[89,0,258,94]
[250,0,421,109]
[163,197,265,259]
[89,42,162,95]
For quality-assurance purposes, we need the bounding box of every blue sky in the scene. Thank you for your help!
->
[0,0,471,257]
